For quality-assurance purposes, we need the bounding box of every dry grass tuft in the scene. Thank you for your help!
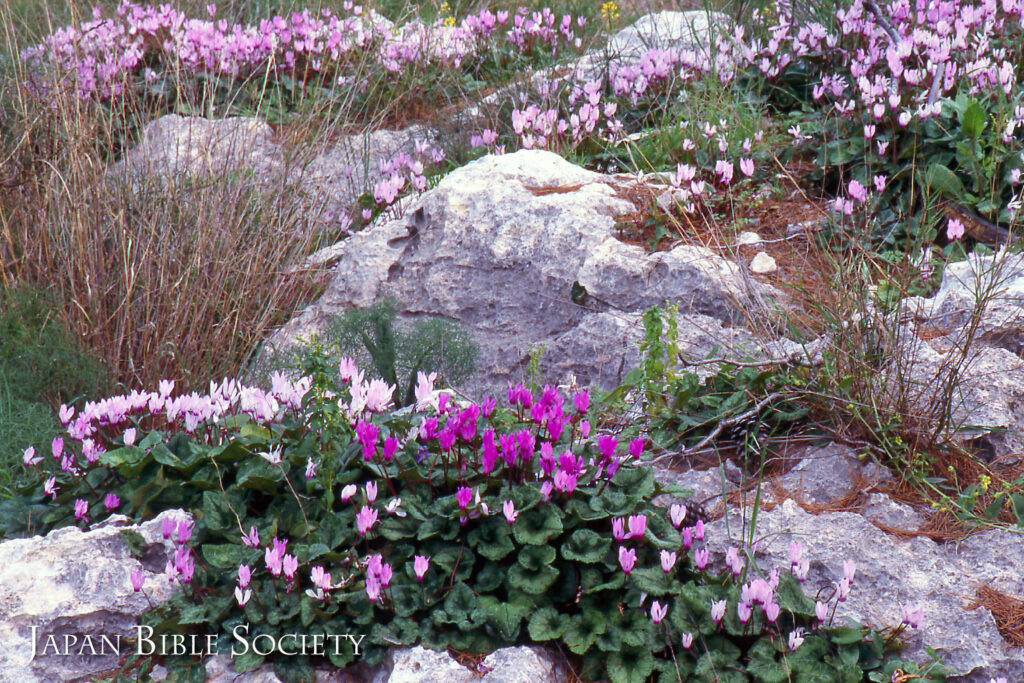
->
[968,584,1024,648]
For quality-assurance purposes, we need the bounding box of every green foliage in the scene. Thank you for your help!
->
[18,342,946,681]
[323,298,477,406]
[603,304,807,453]
[0,284,107,495]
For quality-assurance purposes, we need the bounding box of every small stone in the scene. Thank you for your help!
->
[749,252,778,274]
[736,231,763,246]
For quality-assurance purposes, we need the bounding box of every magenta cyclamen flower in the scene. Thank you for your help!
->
[611,518,626,541]
[681,526,693,549]
[356,505,379,535]
[162,516,176,539]
[456,486,473,510]
[282,554,299,580]
[627,514,647,539]
[628,437,643,460]
[414,555,430,580]
[694,519,705,541]
[618,546,637,574]
[694,548,709,570]
[104,493,121,511]
[130,569,145,592]
[177,520,193,545]
[597,435,618,459]
[265,546,283,576]
[74,499,88,521]
[650,600,668,624]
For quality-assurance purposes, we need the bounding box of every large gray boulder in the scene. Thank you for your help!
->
[270,150,782,397]
[706,499,1024,681]
[0,510,189,682]
[604,10,731,62]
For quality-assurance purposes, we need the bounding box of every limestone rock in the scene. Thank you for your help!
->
[605,11,731,62]
[0,510,189,682]
[749,251,777,274]
[773,442,890,504]
[706,499,1024,681]
[271,150,782,398]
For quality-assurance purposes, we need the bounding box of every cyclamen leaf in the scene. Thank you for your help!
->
[512,506,563,545]
[561,528,612,564]
[527,607,569,641]
[605,647,656,683]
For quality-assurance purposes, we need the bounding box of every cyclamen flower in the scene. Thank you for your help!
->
[130,569,145,592]
[242,526,260,548]
[572,390,589,413]
[947,218,965,241]
[848,179,868,203]
[681,632,693,648]
[715,159,734,185]
[123,427,137,446]
[627,514,647,539]
[739,158,754,177]
[694,548,709,570]
[816,600,828,621]
[238,564,252,589]
[176,520,193,545]
[660,550,676,573]
[265,546,283,576]
[456,486,473,510]
[598,435,618,459]
[305,457,319,479]
[764,601,781,622]
[74,499,88,521]
[789,628,805,651]
[650,600,668,624]
[356,506,378,535]
[681,526,693,549]
[612,518,627,541]
[235,586,252,606]
[414,555,430,580]
[694,519,705,541]
[789,541,803,566]
[628,438,643,460]
[842,559,856,585]
[618,546,637,574]
[103,493,120,511]
[502,500,518,524]
[260,446,282,465]
[282,554,299,580]
[365,481,378,503]
[23,446,41,466]
[901,603,924,629]
[725,547,745,576]
[710,599,727,623]
[669,504,686,528]
[341,484,357,502]
[737,601,753,623]
[794,558,810,582]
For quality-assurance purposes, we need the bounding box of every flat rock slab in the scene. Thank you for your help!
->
[271,150,782,397]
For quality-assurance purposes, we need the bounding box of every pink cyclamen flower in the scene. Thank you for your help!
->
[414,555,430,580]
[848,179,868,203]
[618,546,637,574]
[660,550,676,573]
[694,548,709,570]
[650,600,668,624]
[305,457,319,479]
[74,499,88,521]
[456,486,473,510]
[123,427,137,446]
[104,493,120,511]
[365,481,378,504]
[816,600,828,621]
[947,218,965,241]
[737,601,753,624]
[843,560,856,585]
[265,546,283,576]
[681,526,693,549]
[502,500,518,524]
[901,603,924,629]
[795,557,810,582]
[681,632,693,648]
[310,565,331,591]
[282,554,299,580]
[789,541,803,566]
[628,438,643,460]
[789,628,805,651]
[177,520,193,545]
[242,526,260,548]
[764,601,781,622]
[356,506,378,535]
[44,476,57,499]
[23,446,41,466]
[710,599,727,623]
[739,158,755,177]
[238,564,252,589]
[874,175,887,192]
[130,569,145,592]
[725,547,744,576]
[235,586,252,606]
[341,484,357,502]
[612,518,627,541]
[694,519,705,541]
[627,514,646,539]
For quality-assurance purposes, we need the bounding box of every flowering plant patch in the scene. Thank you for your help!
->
[14,341,942,681]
